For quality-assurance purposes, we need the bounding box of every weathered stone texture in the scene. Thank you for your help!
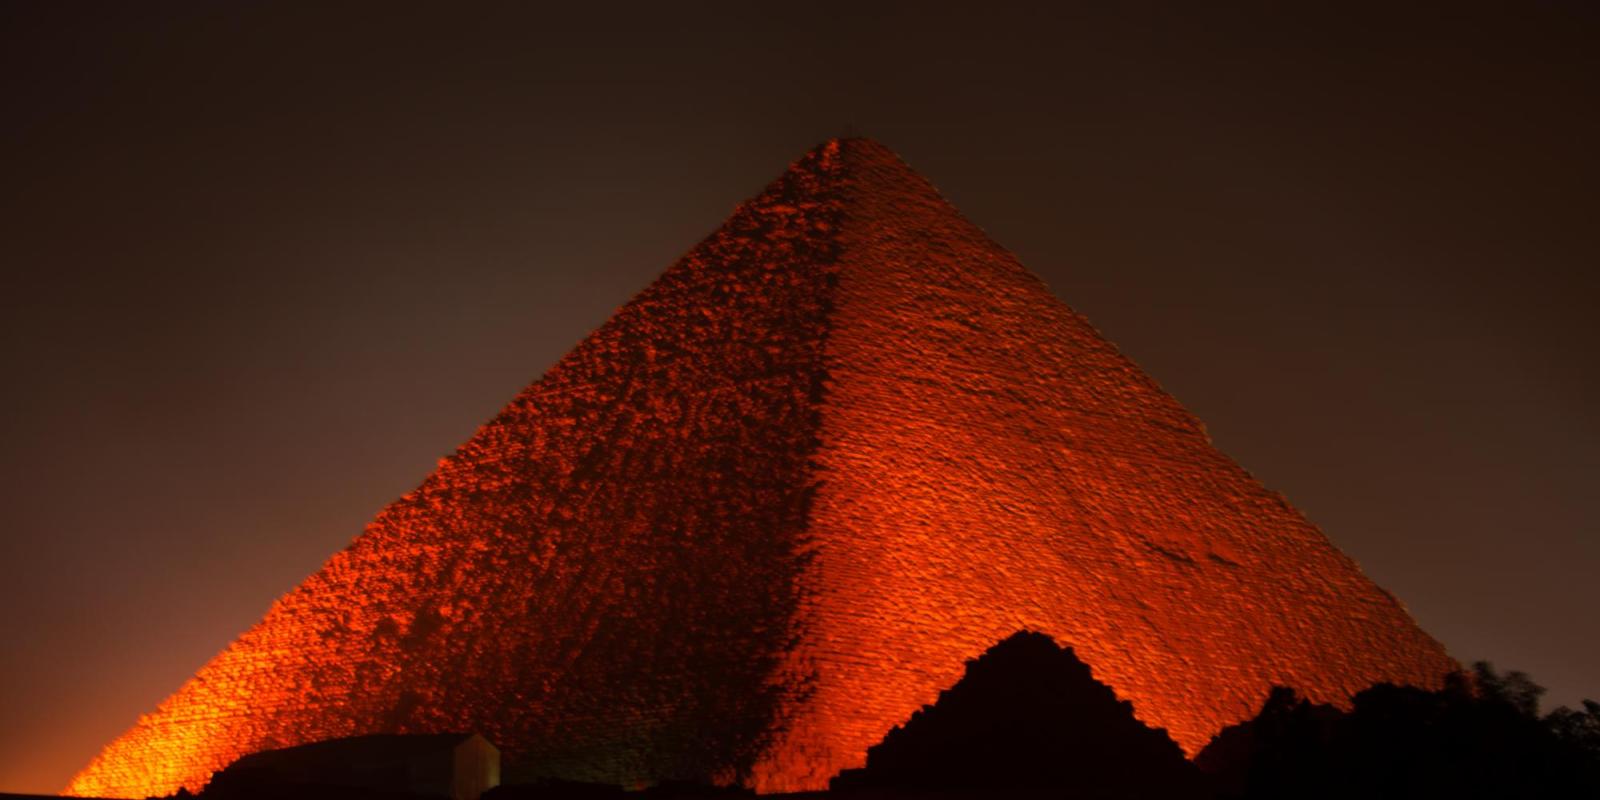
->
[67,139,1455,798]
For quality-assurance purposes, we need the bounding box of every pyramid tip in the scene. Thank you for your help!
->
[796,137,904,172]
[821,135,894,153]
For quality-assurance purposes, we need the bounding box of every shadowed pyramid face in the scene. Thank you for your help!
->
[68,139,1455,797]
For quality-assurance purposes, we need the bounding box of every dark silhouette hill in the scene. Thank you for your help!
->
[830,631,1204,799]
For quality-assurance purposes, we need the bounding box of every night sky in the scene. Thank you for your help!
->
[2,3,1596,794]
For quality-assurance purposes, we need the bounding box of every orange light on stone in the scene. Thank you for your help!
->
[66,139,1455,798]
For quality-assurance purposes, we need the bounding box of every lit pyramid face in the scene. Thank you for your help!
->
[68,139,1455,798]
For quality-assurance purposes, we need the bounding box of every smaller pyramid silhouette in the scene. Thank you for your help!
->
[832,631,1203,798]
[69,139,1455,798]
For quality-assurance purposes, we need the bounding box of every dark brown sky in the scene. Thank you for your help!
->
[2,2,1596,794]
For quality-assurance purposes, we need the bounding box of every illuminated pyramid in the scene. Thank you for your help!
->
[69,139,1455,797]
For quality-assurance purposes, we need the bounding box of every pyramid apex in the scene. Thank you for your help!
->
[825,135,890,148]
[749,137,932,217]
[829,135,898,157]
[790,136,905,168]
[771,137,933,207]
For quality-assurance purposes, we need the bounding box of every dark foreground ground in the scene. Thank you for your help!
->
[23,634,1600,800]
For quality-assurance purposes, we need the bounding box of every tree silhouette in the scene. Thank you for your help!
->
[1471,660,1544,716]
[1197,664,1600,798]
[1545,700,1600,757]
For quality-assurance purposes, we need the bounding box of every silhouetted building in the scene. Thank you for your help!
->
[206,733,499,800]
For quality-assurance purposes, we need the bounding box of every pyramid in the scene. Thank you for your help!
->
[67,139,1456,798]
